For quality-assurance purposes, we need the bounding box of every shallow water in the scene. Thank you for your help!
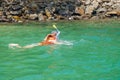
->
[0,20,120,80]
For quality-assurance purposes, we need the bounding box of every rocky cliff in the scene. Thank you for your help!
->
[0,0,120,22]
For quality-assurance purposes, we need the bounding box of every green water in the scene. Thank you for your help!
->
[0,20,120,80]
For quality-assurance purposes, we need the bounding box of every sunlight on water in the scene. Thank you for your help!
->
[0,21,120,80]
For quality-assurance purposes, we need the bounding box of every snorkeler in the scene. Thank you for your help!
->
[22,25,60,49]
[9,25,72,49]
[39,25,60,46]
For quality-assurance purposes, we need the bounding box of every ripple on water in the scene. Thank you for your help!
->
[51,69,76,76]
[0,21,120,80]
[13,75,43,80]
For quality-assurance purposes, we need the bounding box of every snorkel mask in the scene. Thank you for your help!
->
[51,31,57,34]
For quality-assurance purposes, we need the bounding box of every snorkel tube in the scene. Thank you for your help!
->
[52,24,60,40]
[53,24,59,31]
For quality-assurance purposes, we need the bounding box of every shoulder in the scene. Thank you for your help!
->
[46,34,51,36]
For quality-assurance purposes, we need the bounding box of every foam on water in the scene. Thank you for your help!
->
[8,43,39,49]
[55,40,73,45]
[23,43,39,48]
[8,40,73,49]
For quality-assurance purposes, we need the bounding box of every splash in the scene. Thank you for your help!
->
[8,43,39,49]
[56,40,73,45]
[23,43,39,49]
[8,43,22,49]
[8,40,73,49]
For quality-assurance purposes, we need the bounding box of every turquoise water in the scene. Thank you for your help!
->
[0,20,120,80]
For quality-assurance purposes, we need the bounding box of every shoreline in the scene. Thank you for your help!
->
[0,18,120,26]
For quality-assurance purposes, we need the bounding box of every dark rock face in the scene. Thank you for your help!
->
[0,0,120,22]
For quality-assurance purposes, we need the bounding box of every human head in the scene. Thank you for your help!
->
[51,31,57,35]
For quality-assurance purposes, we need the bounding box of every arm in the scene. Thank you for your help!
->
[44,34,50,41]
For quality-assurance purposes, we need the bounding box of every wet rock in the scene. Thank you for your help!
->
[106,11,120,16]
[22,14,29,19]
[38,13,45,21]
[97,7,107,13]
[92,1,99,9]
[0,10,10,22]
[67,3,75,13]
[104,2,113,6]
[102,0,110,2]
[58,9,69,17]
[96,0,102,3]
[28,2,39,13]
[0,11,2,16]
[0,0,120,22]
[85,0,91,5]
[56,15,66,20]
[75,7,84,15]
[12,16,23,22]
[0,16,9,22]
[111,0,120,2]
[112,3,120,10]
[45,8,52,19]
[91,16,99,20]
[29,14,38,20]
[85,0,99,16]
[82,14,91,19]
[69,16,82,20]
[0,7,3,11]
[98,13,106,19]
[85,5,94,15]
[11,5,22,11]
[10,10,22,15]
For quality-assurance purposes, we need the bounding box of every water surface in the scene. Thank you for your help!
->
[0,20,120,80]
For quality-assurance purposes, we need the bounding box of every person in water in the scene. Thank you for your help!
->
[39,27,60,46]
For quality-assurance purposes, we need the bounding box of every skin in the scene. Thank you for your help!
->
[39,32,57,46]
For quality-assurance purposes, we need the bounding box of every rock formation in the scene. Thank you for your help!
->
[0,0,120,22]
